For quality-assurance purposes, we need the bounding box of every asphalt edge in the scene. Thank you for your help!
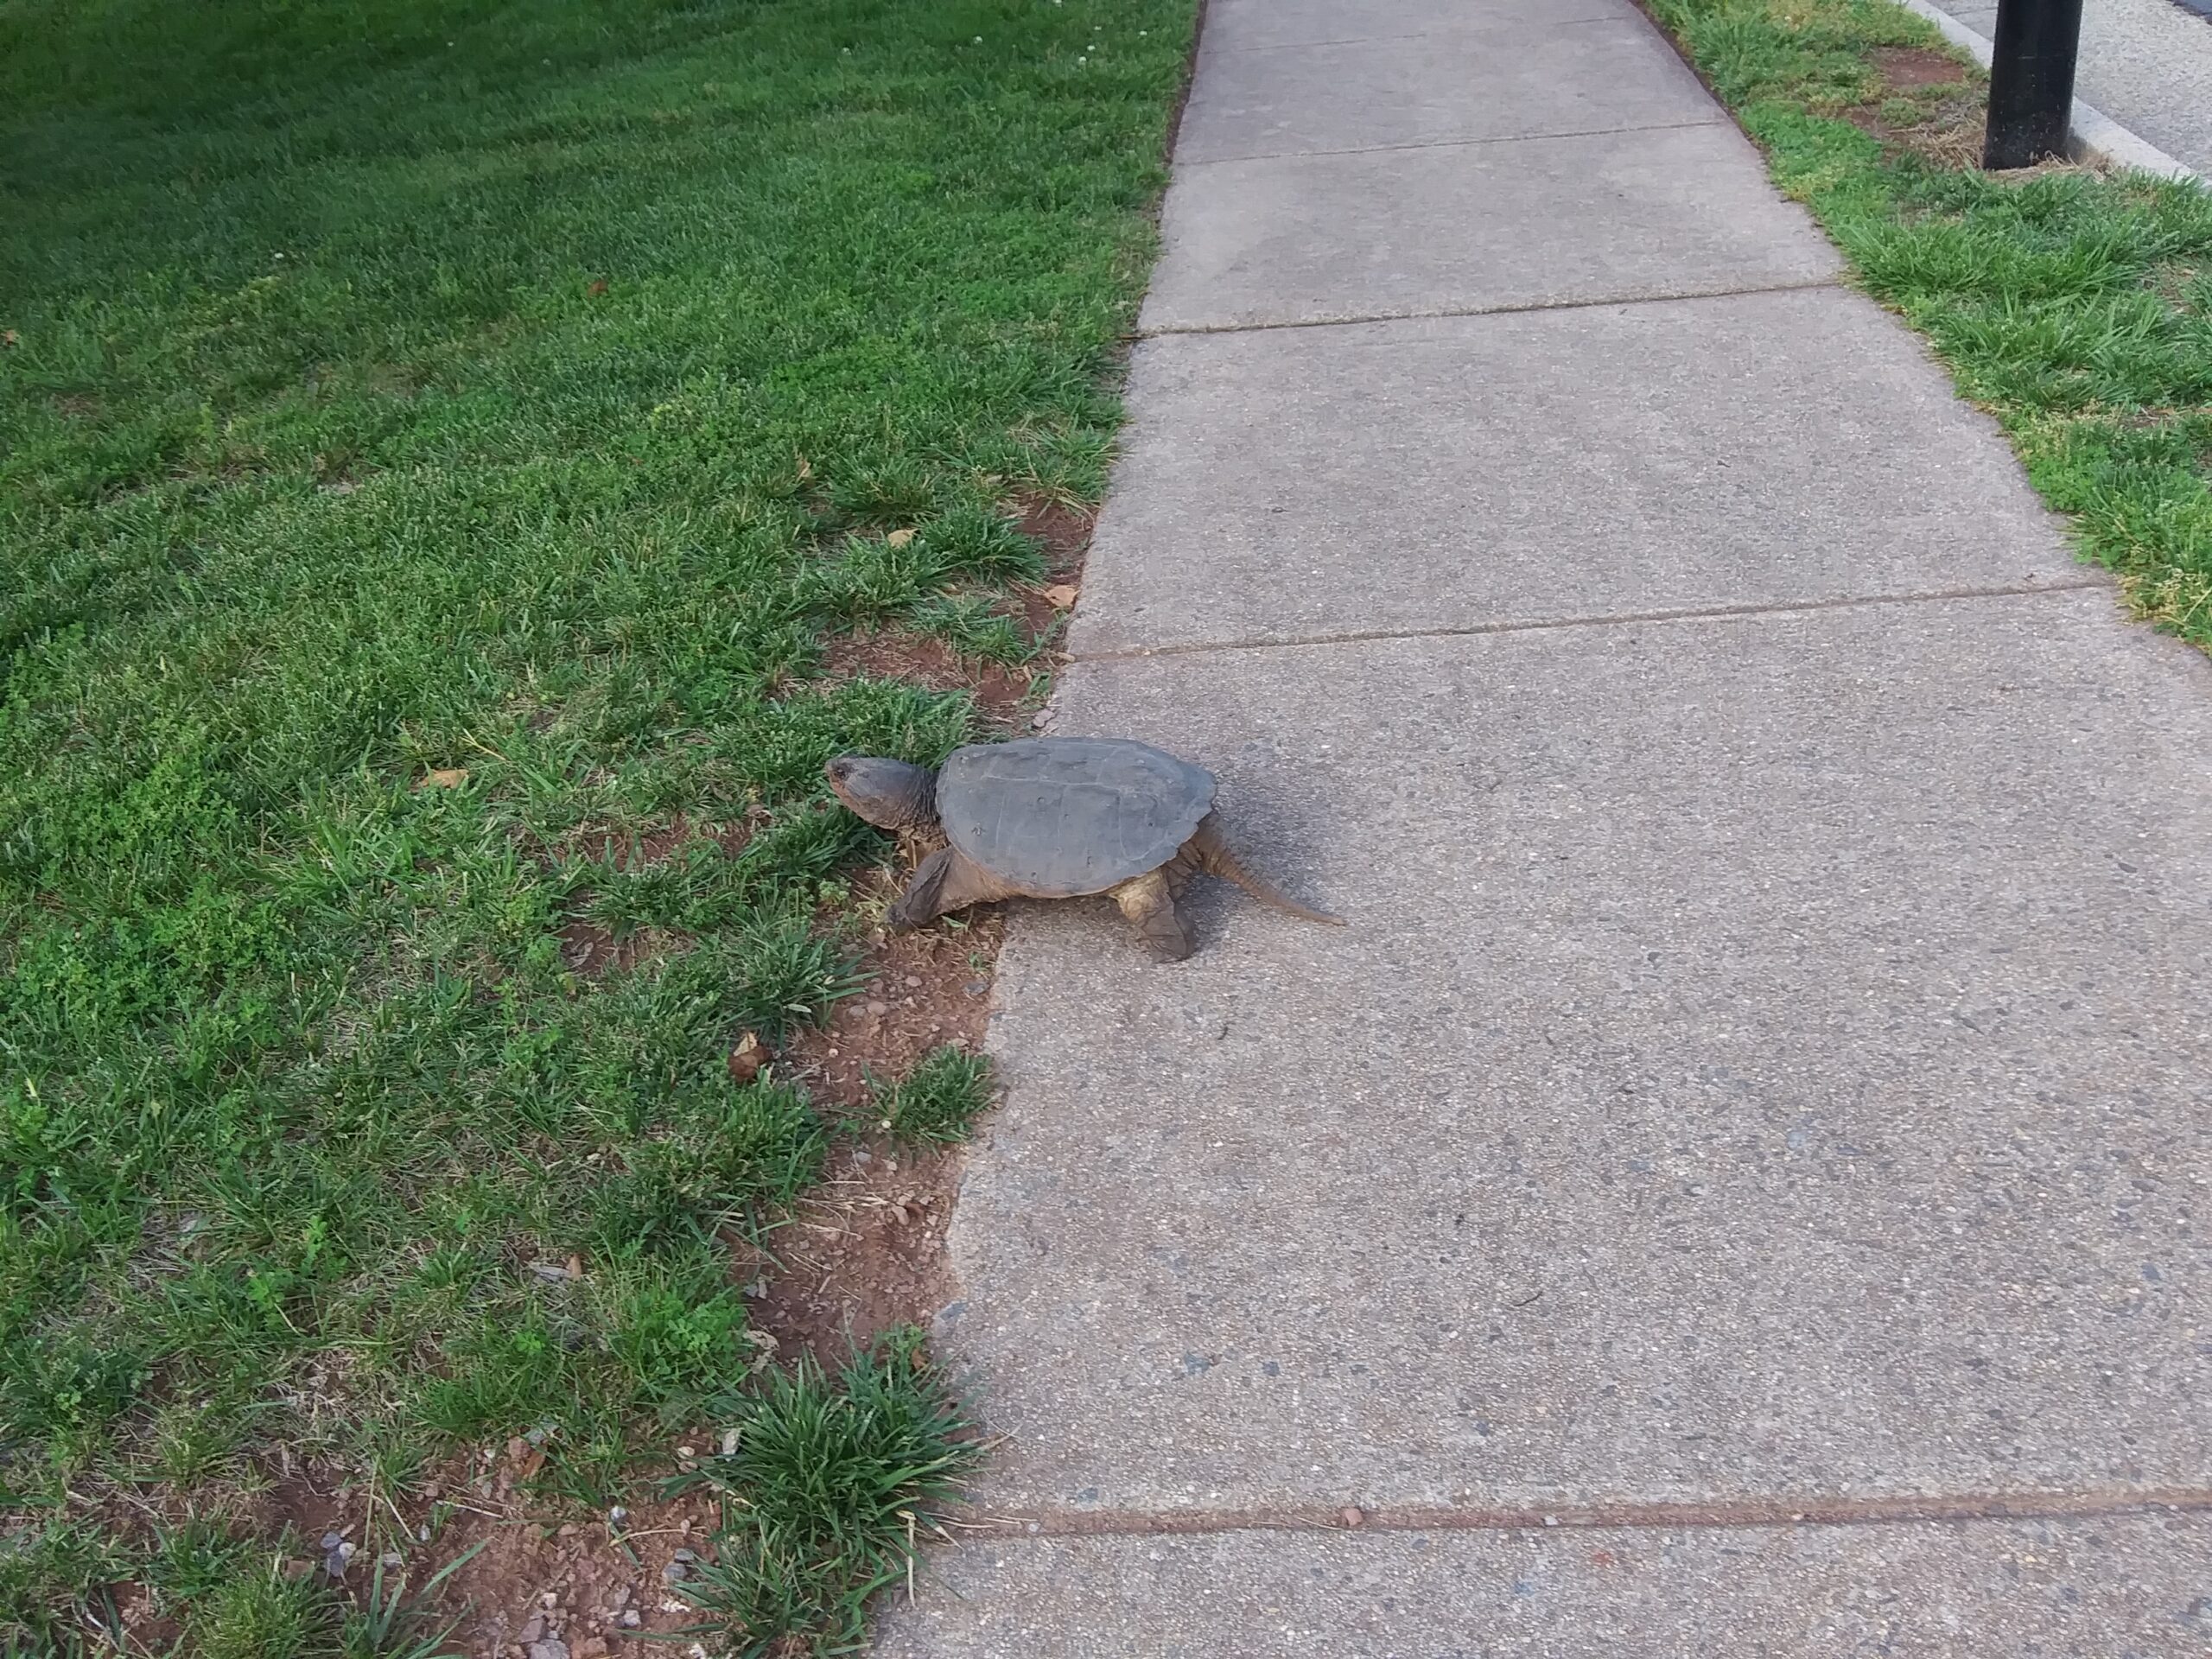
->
[1891,0,2206,183]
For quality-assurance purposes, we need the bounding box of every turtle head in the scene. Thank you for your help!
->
[825,755,938,830]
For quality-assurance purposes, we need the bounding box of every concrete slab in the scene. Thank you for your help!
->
[1141,123,1841,332]
[1175,16,1719,162]
[1198,0,1637,54]
[936,591,2212,1514]
[1072,289,2082,657]
[878,1514,2212,1656]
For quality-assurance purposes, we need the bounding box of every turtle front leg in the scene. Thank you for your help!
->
[1110,869,1192,962]
[888,848,1011,931]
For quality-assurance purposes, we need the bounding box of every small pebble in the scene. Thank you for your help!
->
[621,1611,642,1630]
[662,1561,689,1585]
[380,1551,404,1569]
[904,975,923,988]
[673,1548,698,1564]
[866,1001,889,1016]
[1340,1505,1365,1529]
[518,1615,546,1644]
[528,1642,570,1659]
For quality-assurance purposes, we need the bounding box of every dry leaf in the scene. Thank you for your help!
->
[422,766,468,788]
[564,1254,583,1280]
[795,455,813,480]
[518,1450,546,1483]
[1041,583,1078,609]
[0,330,17,348]
[587,279,607,296]
[727,1030,766,1084]
[885,527,916,548]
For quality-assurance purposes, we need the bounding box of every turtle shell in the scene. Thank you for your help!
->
[936,737,1215,899]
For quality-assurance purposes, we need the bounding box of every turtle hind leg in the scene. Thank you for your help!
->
[1110,869,1192,962]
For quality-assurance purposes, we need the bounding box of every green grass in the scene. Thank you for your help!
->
[671,1334,977,1659]
[0,0,1193,1647]
[1646,0,2212,650]
[868,1046,996,1147]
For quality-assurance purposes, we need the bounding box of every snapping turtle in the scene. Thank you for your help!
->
[825,737,1341,961]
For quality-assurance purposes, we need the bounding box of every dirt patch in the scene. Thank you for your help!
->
[422,1487,718,1659]
[549,815,760,978]
[1840,52,1985,169]
[818,626,1036,729]
[779,877,1003,1114]
[1011,493,1091,580]
[566,811,754,872]
[1871,44,1967,90]
[815,495,1095,734]
[737,856,1006,1363]
[238,1446,722,1658]
[741,1140,965,1366]
[1010,493,1093,643]
[556,915,655,978]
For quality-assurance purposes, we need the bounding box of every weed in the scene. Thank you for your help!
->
[869,1047,997,1147]
[671,1333,977,1657]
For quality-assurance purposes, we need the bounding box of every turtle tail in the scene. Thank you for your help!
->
[1192,817,1345,927]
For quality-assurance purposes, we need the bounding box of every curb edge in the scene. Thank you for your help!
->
[1891,0,2205,182]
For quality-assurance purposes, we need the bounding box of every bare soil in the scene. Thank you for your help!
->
[422,1486,720,1659]
[1870,44,1966,91]
[817,626,1035,730]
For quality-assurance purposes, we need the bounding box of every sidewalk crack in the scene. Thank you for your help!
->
[1066,580,2110,664]
[1138,277,1845,339]
[1176,116,1724,168]
[964,1485,2212,1541]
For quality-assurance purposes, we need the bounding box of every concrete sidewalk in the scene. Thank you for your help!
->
[882,1,2212,1651]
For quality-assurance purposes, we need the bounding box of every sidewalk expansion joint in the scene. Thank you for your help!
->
[1065,580,2111,664]
[1210,11,1637,58]
[1176,117,1723,168]
[1135,277,1841,339]
[964,1485,2212,1542]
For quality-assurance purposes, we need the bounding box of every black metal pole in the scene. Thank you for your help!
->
[1982,0,2087,169]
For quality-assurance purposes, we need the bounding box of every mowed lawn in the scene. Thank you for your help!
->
[0,0,1191,1648]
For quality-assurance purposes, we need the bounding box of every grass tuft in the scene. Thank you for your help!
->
[869,1046,997,1147]
[671,1332,977,1659]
